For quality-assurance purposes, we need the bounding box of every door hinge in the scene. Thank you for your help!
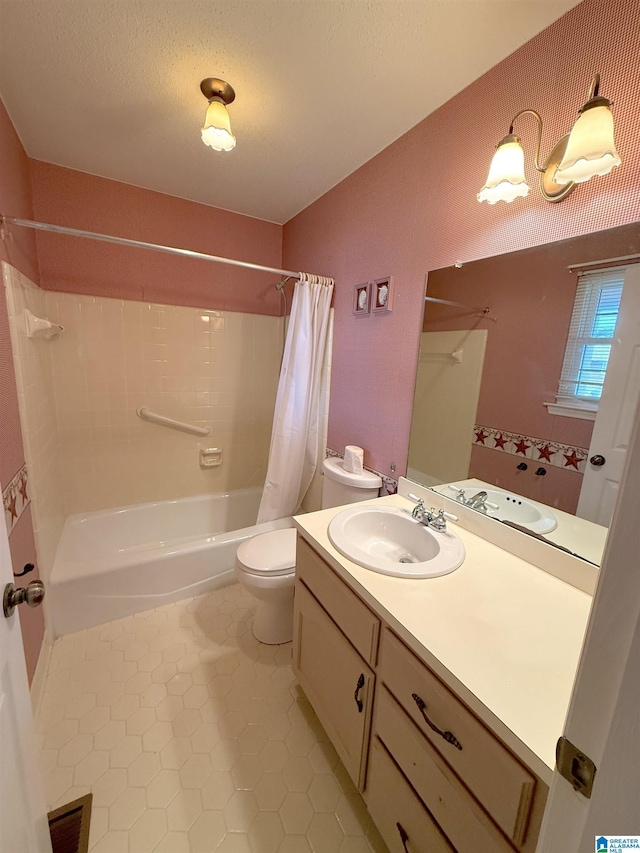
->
[556,736,597,798]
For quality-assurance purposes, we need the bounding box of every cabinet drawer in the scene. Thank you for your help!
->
[296,536,380,665]
[293,581,374,789]
[380,629,537,845]
[365,736,454,853]
[375,686,514,853]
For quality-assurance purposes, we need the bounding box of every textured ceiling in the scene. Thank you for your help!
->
[0,0,579,224]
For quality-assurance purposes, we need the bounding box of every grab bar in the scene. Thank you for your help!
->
[136,407,212,437]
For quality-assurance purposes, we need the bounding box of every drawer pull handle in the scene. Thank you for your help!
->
[396,822,410,852]
[412,693,463,750]
[354,673,365,712]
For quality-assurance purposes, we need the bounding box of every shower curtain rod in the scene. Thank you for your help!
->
[0,215,323,282]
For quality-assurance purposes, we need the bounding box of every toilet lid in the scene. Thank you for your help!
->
[236,528,297,576]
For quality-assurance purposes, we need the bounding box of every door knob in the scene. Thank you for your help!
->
[589,454,606,467]
[3,580,45,618]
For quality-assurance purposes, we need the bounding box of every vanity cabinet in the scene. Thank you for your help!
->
[293,535,549,853]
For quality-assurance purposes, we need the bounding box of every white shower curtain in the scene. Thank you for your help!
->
[257,273,334,523]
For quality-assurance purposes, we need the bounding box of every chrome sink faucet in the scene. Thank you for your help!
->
[446,485,497,513]
[410,499,457,533]
[466,490,490,511]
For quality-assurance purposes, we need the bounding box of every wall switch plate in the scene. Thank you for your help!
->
[200,448,223,468]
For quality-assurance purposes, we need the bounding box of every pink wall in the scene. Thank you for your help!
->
[30,161,284,315]
[425,224,640,444]
[283,0,640,480]
[0,98,45,683]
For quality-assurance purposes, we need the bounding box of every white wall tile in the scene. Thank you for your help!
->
[3,264,65,582]
[6,274,284,519]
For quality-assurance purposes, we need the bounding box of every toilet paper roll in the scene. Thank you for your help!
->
[343,445,364,475]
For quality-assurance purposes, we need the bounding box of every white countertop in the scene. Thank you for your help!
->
[294,493,594,784]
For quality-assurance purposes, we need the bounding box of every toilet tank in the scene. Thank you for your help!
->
[321,457,383,509]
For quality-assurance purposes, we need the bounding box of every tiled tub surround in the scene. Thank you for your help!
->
[4,262,66,578]
[4,264,284,521]
[44,290,283,514]
[36,584,386,853]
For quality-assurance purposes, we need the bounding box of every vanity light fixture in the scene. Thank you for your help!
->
[200,78,236,152]
[477,74,621,204]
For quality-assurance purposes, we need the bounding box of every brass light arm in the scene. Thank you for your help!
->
[508,109,545,173]
[581,73,613,111]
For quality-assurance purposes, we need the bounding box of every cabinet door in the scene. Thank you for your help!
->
[293,581,374,789]
[296,537,380,665]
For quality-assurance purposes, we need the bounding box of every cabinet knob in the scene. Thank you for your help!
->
[589,454,606,467]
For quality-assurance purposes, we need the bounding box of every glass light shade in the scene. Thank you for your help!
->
[201,100,236,151]
[554,104,621,185]
[477,136,529,204]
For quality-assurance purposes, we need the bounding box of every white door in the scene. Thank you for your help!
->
[0,492,52,853]
[578,265,640,525]
[537,397,640,850]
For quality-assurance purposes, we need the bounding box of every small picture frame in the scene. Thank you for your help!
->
[353,282,371,316]
[372,276,394,313]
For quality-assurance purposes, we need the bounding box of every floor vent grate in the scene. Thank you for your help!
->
[48,792,92,853]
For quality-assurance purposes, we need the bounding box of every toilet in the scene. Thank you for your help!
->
[235,457,382,644]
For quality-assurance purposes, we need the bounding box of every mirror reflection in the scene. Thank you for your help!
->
[407,222,640,565]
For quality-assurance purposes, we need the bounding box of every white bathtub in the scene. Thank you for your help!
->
[49,488,293,637]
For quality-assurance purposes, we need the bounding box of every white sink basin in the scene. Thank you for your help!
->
[328,505,465,578]
[462,488,557,534]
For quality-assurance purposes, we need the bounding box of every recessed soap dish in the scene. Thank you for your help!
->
[200,448,223,468]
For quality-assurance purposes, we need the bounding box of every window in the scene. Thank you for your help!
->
[548,267,625,420]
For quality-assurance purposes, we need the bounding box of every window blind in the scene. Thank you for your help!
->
[557,268,625,406]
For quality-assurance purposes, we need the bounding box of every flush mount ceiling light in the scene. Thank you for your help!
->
[200,77,236,152]
[478,74,621,205]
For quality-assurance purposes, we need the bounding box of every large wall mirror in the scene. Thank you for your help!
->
[407,222,640,566]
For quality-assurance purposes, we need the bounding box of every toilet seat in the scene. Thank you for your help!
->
[235,528,297,577]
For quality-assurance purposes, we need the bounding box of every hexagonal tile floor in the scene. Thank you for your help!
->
[36,583,388,852]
